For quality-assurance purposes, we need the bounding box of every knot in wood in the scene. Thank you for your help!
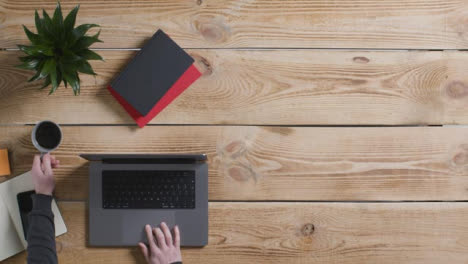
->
[199,57,213,75]
[352,56,370,64]
[193,16,230,43]
[302,223,315,236]
[446,81,468,99]
[191,54,213,76]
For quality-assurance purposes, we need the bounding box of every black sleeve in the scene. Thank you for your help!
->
[171,262,182,264]
[26,194,57,264]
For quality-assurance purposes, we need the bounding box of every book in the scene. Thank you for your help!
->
[0,171,67,261]
[108,29,201,127]
[108,64,201,127]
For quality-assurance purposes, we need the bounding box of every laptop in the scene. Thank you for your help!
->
[80,154,208,246]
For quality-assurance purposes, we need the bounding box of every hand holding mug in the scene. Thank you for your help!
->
[31,153,60,196]
[31,120,62,196]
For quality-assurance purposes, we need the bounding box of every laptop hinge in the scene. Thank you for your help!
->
[101,158,203,164]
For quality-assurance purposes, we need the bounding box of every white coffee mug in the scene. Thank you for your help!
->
[31,120,62,155]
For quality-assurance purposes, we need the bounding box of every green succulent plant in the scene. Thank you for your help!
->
[17,2,103,95]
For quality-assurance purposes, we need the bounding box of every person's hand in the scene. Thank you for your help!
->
[138,222,182,264]
[31,153,59,196]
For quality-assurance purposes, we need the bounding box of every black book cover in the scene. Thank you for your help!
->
[111,30,194,116]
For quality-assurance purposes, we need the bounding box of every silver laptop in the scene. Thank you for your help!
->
[81,154,208,246]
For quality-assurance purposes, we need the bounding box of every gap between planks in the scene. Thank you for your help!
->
[55,199,468,203]
[5,48,468,51]
[0,124,446,127]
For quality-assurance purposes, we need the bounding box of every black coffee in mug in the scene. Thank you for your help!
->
[35,121,62,150]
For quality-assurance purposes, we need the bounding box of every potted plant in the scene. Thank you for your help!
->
[17,2,103,95]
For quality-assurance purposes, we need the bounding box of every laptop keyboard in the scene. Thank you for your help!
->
[102,170,195,209]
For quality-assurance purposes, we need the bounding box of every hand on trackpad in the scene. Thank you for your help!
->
[123,212,175,244]
[138,222,183,264]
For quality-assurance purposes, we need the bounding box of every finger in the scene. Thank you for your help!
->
[138,242,149,262]
[174,225,180,247]
[145,225,157,250]
[161,222,173,246]
[42,153,53,175]
[153,227,167,249]
[32,155,42,173]
[51,157,60,168]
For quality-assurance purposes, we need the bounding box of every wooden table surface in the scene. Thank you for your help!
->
[2,0,468,263]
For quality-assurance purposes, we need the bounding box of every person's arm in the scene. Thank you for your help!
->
[27,193,57,264]
[27,154,60,264]
[139,222,183,264]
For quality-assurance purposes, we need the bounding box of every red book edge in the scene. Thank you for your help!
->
[108,64,201,128]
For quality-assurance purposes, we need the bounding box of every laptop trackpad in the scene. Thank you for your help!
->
[122,212,175,244]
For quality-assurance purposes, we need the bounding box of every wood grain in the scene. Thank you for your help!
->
[1,126,468,201]
[2,50,468,125]
[5,202,468,264]
[2,0,468,49]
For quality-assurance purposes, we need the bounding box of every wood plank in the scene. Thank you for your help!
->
[1,126,468,201]
[2,50,468,125]
[2,0,468,49]
[5,202,468,264]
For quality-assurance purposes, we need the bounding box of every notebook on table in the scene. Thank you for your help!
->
[0,171,67,261]
[108,30,201,127]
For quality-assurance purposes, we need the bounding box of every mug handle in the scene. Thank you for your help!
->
[39,152,47,160]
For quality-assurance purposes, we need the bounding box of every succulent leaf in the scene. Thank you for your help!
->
[77,61,97,75]
[40,76,52,89]
[64,5,79,35]
[34,10,44,36]
[73,35,102,50]
[40,58,56,77]
[28,64,45,82]
[69,24,99,44]
[63,70,80,95]
[61,49,82,62]
[23,25,42,45]
[19,55,37,62]
[18,44,53,56]
[52,2,64,41]
[16,59,40,70]
[52,2,63,27]
[77,49,103,61]
[42,10,55,39]
[49,66,58,94]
